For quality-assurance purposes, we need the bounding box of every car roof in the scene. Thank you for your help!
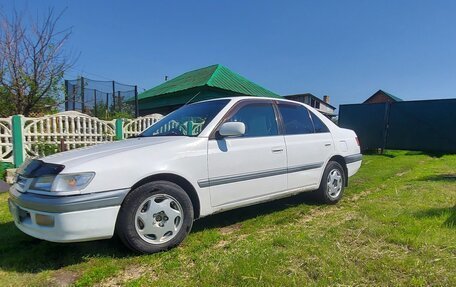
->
[197,96,302,105]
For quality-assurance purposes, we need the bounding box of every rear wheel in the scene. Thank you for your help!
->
[316,161,345,204]
[116,181,194,253]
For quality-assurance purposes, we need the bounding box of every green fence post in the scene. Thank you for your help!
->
[187,121,193,136]
[12,115,25,167]
[115,118,124,140]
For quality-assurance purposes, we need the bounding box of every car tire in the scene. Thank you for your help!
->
[116,181,194,254]
[316,161,345,204]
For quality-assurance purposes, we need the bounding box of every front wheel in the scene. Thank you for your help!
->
[116,181,194,253]
[316,161,345,204]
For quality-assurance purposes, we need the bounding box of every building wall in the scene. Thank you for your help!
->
[285,95,311,105]
[364,92,397,104]
[139,105,180,116]
[318,103,335,114]
[284,94,335,116]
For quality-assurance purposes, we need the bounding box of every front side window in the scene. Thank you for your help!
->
[228,103,278,137]
[140,99,230,137]
[278,103,314,135]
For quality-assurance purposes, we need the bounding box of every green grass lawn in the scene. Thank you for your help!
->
[0,151,455,286]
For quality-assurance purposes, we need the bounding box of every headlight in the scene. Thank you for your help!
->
[29,172,95,192]
[30,175,56,191]
[52,173,95,192]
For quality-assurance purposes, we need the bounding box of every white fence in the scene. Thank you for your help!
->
[123,114,163,139]
[0,117,13,164]
[0,111,163,165]
[24,111,117,157]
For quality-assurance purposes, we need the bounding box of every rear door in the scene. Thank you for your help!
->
[207,100,287,207]
[277,102,334,190]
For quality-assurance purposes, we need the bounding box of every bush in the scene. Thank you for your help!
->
[0,162,14,181]
[32,141,59,157]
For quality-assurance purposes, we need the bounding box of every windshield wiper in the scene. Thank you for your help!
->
[140,133,190,138]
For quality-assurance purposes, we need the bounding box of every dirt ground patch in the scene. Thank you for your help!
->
[50,270,79,287]
[219,223,242,235]
[97,265,155,286]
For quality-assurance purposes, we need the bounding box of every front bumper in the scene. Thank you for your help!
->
[8,186,129,243]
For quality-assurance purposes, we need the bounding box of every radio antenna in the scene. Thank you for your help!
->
[184,92,201,105]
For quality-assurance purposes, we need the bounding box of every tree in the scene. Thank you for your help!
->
[0,9,74,117]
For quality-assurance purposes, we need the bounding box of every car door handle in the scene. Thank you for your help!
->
[271,147,284,153]
[324,143,332,147]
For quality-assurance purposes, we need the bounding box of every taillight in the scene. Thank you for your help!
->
[355,137,360,146]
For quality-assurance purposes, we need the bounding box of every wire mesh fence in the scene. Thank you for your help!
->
[65,77,138,119]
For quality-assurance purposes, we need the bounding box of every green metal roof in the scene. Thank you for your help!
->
[138,64,281,100]
[379,90,403,102]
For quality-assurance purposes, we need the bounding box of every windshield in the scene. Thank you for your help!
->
[140,99,230,137]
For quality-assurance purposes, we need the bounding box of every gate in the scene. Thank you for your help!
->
[339,98,456,153]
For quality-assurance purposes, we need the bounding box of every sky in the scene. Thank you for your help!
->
[1,0,456,110]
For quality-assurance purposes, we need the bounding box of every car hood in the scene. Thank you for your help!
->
[42,136,185,166]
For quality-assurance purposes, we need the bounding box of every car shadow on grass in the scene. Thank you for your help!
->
[404,151,448,158]
[361,150,396,158]
[414,206,456,228]
[192,191,321,232]
[0,191,322,273]
[0,221,132,273]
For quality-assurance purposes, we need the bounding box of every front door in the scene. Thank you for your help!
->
[207,101,287,208]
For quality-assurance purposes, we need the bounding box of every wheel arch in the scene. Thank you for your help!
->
[328,155,348,187]
[129,173,201,219]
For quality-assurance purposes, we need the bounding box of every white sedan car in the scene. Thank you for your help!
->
[8,97,362,253]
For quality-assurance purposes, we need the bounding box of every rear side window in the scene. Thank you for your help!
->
[228,103,278,137]
[310,112,330,133]
[278,104,314,135]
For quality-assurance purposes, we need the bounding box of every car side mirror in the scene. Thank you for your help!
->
[218,122,246,138]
